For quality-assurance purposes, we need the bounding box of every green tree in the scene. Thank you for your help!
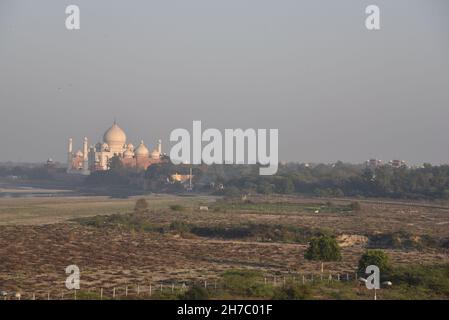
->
[357,249,391,276]
[222,186,241,198]
[272,283,311,300]
[256,181,274,194]
[182,284,209,300]
[304,235,342,272]
[108,155,124,171]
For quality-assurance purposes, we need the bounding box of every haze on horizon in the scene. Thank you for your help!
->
[0,0,448,165]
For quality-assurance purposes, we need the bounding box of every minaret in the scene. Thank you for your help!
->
[67,138,73,173]
[157,139,162,154]
[89,145,95,172]
[82,137,90,175]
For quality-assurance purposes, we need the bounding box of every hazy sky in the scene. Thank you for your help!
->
[1,0,448,164]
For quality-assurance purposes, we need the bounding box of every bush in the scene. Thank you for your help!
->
[170,221,191,233]
[272,283,311,300]
[134,198,149,213]
[357,249,391,276]
[388,264,449,297]
[169,204,185,211]
[304,235,342,262]
[222,269,273,297]
[222,186,241,199]
[182,284,209,300]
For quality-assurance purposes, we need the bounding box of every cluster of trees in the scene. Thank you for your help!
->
[221,162,449,200]
[304,235,391,279]
[82,160,449,200]
[0,165,56,180]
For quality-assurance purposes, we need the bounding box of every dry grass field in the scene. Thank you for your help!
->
[0,194,215,225]
[0,194,448,299]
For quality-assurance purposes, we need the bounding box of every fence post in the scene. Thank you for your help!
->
[47,292,50,300]
[113,287,116,299]
[283,276,286,287]
[302,275,305,285]
[264,277,267,285]
[160,283,163,292]
[214,280,217,290]
[273,276,276,286]
[337,274,340,281]
[149,284,152,297]
[346,273,349,281]
[100,288,103,300]
[171,284,174,293]
[61,291,64,300]
[32,293,36,300]
[137,285,140,295]
[204,280,207,289]
[125,285,128,297]
[74,289,77,300]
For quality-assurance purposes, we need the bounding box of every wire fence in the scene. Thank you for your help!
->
[1,271,362,300]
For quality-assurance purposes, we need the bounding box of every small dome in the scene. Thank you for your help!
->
[103,122,126,146]
[123,149,134,158]
[75,150,83,157]
[151,149,160,159]
[134,140,149,157]
[127,143,134,151]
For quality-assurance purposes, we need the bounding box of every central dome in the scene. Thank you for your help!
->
[103,122,126,145]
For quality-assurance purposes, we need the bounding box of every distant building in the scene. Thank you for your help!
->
[366,159,383,168]
[389,159,407,168]
[170,173,194,184]
[67,121,164,175]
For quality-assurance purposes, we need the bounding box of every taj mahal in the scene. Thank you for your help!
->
[67,121,164,175]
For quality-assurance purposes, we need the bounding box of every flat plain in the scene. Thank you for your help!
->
[0,194,448,299]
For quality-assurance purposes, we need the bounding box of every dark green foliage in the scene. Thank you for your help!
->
[206,163,449,200]
[221,186,241,198]
[169,204,185,211]
[304,235,342,262]
[357,249,391,276]
[5,161,449,200]
[221,270,273,297]
[145,163,202,193]
[108,155,124,171]
[74,213,160,233]
[190,224,330,244]
[272,283,311,300]
[75,212,331,244]
[389,264,449,297]
[169,220,191,233]
[182,284,210,300]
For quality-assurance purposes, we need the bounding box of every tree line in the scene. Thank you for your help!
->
[83,161,449,200]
